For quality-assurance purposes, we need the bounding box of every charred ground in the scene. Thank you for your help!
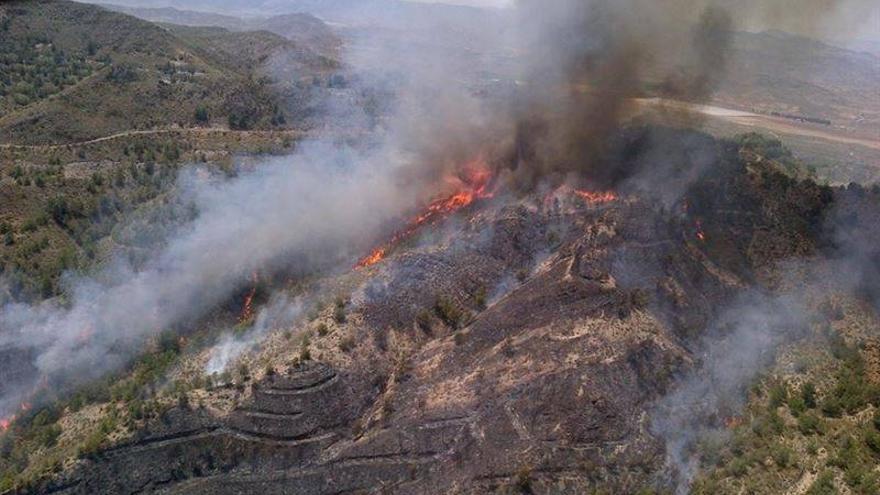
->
[11,128,877,494]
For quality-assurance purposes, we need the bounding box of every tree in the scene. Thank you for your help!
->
[194,105,209,124]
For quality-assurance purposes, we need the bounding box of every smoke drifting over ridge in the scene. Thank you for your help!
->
[0,142,431,417]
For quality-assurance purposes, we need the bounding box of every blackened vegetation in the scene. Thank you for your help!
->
[30,129,880,494]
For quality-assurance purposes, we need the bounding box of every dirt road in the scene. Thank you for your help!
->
[0,128,305,150]
[634,98,880,152]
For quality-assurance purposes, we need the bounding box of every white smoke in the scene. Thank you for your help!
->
[205,293,307,375]
[650,291,810,492]
[0,140,428,417]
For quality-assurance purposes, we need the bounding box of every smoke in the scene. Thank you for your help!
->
[651,179,880,492]
[0,140,432,418]
[500,0,875,190]
[650,290,811,492]
[205,293,306,375]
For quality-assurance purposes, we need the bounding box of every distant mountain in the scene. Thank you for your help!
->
[101,4,340,57]
[90,0,496,22]
[99,4,245,30]
[0,0,337,145]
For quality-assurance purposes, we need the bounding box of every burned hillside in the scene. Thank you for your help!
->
[19,127,877,494]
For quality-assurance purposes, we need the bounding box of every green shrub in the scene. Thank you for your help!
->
[316,323,329,337]
[416,309,433,333]
[727,456,749,477]
[338,336,355,353]
[333,305,346,324]
[821,395,844,418]
[514,465,532,492]
[798,412,823,435]
[474,286,487,310]
[806,470,836,495]
[768,382,788,408]
[789,394,806,417]
[825,358,880,415]
[434,296,466,330]
[802,382,818,409]
[771,443,793,468]
[830,436,863,470]
[194,105,209,123]
[866,429,880,455]
[845,465,879,495]
[238,363,249,380]
[34,424,61,448]
[105,63,138,84]
[299,336,311,362]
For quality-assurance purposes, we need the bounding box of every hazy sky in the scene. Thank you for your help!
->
[409,0,512,7]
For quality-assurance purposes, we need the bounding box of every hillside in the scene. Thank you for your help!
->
[0,1,335,145]
[102,5,340,58]
[0,2,877,495]
[0,128,877,494]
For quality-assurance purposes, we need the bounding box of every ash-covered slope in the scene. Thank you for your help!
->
[30,128,877,495]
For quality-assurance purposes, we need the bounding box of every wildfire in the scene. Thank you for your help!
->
[356,159,494,269]
[695,220,706,242]
[239,271,259,323]
[724,416,743,429]
[573,189,618,205]
[1,401,32,434]
[543,184,619,209]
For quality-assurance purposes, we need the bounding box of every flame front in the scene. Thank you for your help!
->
[1,401,32,434]
[356,159,494,269]
[239,271,259,323]
[543,184,619,209]
[573,189,618,204]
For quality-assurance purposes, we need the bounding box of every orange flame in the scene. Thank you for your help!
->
[239,271,259,323]
[0,402,32,434]
[695,220,706,242]
[724,416,742,429]
[573,189,618,204]
[543,185,618,209]
[356,159,494,269]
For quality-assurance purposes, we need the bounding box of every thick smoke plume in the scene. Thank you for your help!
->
[0,141,430,418]
[499,0,874,190]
